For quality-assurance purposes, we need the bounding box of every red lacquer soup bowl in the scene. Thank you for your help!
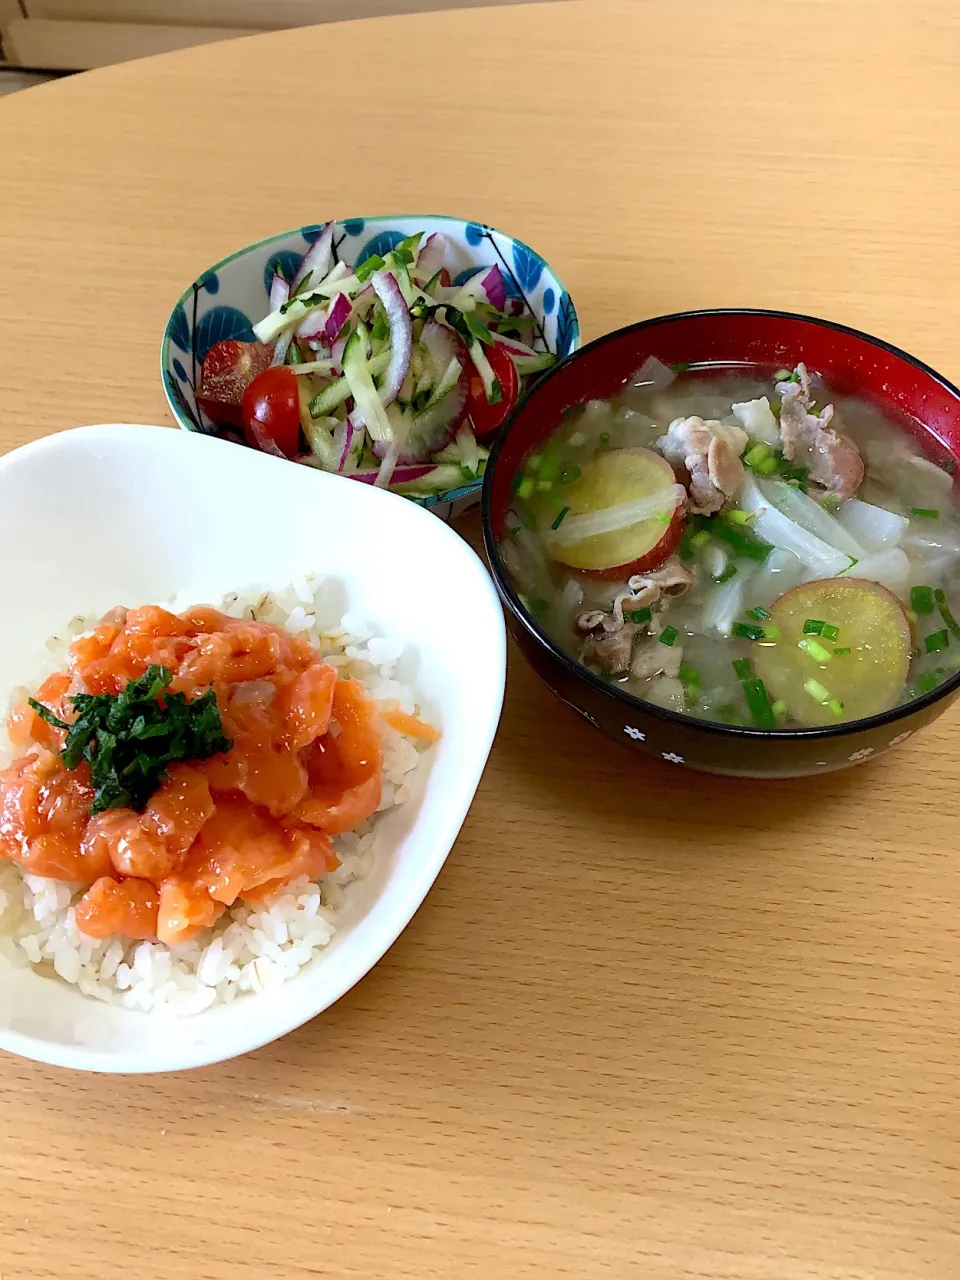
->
[481,309,960,778]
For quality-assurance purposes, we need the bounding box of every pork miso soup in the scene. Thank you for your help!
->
[499,359,960,729]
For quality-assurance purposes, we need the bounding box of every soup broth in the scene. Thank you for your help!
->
[499,359,960,729]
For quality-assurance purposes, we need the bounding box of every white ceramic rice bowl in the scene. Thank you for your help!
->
[0,425,506,1072]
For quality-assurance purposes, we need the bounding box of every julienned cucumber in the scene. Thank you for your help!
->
[391,464,466,494]
[342,327,395,443]
[310,348,391,420]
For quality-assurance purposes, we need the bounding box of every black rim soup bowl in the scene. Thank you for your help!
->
[481,309,960,778]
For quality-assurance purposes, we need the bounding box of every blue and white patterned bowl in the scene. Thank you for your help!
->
[160,216,580,521]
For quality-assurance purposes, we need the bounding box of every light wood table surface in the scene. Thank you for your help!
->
[2,3,960,1277]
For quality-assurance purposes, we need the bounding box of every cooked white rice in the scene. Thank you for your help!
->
[0,575,432,1015]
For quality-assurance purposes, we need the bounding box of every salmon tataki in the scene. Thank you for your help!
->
[0,592,439,999]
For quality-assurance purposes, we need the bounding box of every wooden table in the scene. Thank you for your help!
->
[2,3,960,1276]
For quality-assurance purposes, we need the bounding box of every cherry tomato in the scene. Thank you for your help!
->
[466,343,520,439]
[241,366,302,459]
[196,340,273,428]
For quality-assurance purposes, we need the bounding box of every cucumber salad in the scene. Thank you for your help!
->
[194,224,556,497]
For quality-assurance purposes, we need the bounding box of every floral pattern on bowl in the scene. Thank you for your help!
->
[160,215,580,522]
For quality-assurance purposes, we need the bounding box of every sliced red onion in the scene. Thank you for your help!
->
[348,463,435,486]
[291,222,334,294]
[420,317,460,381]
[416,233,446,280]
[322,292,352,346]
[371,269,412,406]
[268,272,290,312]
[452,264,507,313]
[296,307,328,341]
[371,364,466,464]
[350,283,376,320]
[492,332,539,358]
[330,335,348,374]
[375,440,402,489]
[333,411,363,471]
[270,330,293,367]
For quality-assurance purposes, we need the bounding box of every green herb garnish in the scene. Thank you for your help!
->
[833,646,852,656]
[820,623,840,642]
[911,585,935,615]
[29,665,231,815]
[714,565,738,584]
[743,677,776,728]
[802,618,825,635]
[732,658,752,679]
[659,625,679,647]
[551,506,570,530]
[925,628,950,653]
[746,606,771,621]
[933,588,960,640]
[629,607,653,624]
[733,622,766,641]
[910,507,940,520]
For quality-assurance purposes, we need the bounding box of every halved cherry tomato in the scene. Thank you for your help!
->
[466,343,520,439]
[196,340,273,428]
[241,366,301,459]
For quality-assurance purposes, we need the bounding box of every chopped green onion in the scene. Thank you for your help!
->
[526,454,542,473]
[746,606,771,620]
[911,585,935,615]
[508,525,521,536]
[559,463,582,484]
[804,678,831,703]
[827,698,845,716]
[509,471,523,494]
[819,492,841,511]
[599,432,610,444]
[355,253,385,283]
[711,522,773,562]
[762,625,781,641]
[732,658,752,679]
[833,646,852,656]
[755,455,779,474]
[714,565,738,584]
[910,645,922,659]
[798,637,832,662]
[925,628,950,653]
[517,477,535,500]
[656,513,670,525]
[942,458,956,475]
[716,703,742,723]
[744,443,772,468]
[906,609,918,623]
[802,618,825,635]
[933,588,960,640]
[820,623,840,642]
[726,509,750,525]
[910,507,940,519]
[773,368,792,381]
[771,699,788,717]
[536,479,553,492]
[659,625,679,647]
[689,530,711,550]
[679,665,700,685]
[733,622,765,640]
[629,607,653,624]
[551,506,570,530]
[671,362,691,373]
[917,671,941,693]
[678,542,695,563]
[743,678,776,728]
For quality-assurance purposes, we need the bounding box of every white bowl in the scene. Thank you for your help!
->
[0,425,505,1072]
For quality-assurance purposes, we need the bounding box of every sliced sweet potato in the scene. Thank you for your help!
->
[753,577,911,727]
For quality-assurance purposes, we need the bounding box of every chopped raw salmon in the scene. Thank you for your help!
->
[1,603,437,945]
[75,876,160,940]
[384,707,441,742]
[156,874,225,946]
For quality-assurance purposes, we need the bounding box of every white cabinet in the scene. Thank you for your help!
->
[2,0,529,70]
